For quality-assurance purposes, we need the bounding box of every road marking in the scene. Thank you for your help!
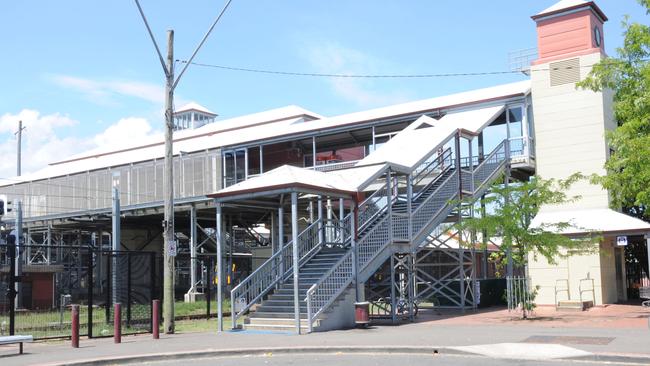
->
[450,343,592,360]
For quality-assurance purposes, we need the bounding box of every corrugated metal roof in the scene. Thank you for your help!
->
[531,209,650,235]
[3,80,530,186]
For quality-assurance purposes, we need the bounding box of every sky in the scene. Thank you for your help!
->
[0,0,647,179]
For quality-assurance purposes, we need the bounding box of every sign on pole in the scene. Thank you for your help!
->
[616,236,628,247]
[168,240,178,257]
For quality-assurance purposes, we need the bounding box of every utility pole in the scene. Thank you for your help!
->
[134,0,233,334]
[162,28,176,334]
[15,120,25,176]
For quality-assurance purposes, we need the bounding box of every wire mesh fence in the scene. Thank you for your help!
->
[0,243,160,339]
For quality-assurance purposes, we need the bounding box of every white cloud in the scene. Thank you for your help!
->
[49,75,164,105]
[0,110,161,179]
[92,117,163,150]
[0,110,82,179]
[304,42,411,107]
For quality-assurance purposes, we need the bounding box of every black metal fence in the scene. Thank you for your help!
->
[0,241,160,339]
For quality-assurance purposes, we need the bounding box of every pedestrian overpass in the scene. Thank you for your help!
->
[211,105,523,332]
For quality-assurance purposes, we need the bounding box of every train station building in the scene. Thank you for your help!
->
[1,0,649,333]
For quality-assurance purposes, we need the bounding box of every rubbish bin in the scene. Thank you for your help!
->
[354,302,370,327]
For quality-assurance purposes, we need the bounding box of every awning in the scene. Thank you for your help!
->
[531,208,650,236]
[356,105,505,174]
[210,165,357,202]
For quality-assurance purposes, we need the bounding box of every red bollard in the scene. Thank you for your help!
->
[114,303,121,344]
[152,299,160,339]
[71,304,79,348]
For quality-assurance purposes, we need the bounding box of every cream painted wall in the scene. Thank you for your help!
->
[531,52,613,211]
[528,240,620,306]
[528,51,619,305]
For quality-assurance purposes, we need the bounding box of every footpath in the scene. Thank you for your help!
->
[1,305,649,365]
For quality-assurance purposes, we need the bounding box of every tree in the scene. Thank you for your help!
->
[578,1,650,213]
[456,174,597,318]
[458,173,596,269]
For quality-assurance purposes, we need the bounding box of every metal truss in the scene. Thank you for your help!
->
[414,222,477,309]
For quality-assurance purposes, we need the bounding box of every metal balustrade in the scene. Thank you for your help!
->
[230,219,322,326]
[358,180,389,230]
[313,160,360,172]
[305,138,510,332]
[412,148,453,188]
[472,140,508,196]
[410,170,460,239]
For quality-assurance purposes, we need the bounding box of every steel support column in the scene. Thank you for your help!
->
[278,204,284,276]
[339,198,344,245]
[290,192,301,334]
[390,252,397,323]
[189,205,198,294]
[215,202,223,332]
[317,197,323,245]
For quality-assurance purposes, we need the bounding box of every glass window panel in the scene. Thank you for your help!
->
[224,151,235,187]
[508,107,523,138]
[235,149,246,183]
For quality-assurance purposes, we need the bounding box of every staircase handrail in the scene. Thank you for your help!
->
[305,140,513,332]
[230,218,322,326]
[412,147,453,189]
[305,250,354,332]
[306,213,392,331]
[357,173,390,231]
[410,169,460,238]
[472,140,508,196]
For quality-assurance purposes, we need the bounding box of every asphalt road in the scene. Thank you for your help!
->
[139,353,632,366]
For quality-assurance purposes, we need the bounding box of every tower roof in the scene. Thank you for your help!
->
[175,102,217,116]
[533,0,607,22]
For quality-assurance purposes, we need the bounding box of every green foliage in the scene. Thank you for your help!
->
[577,1,650,213]
[457,173,597,268]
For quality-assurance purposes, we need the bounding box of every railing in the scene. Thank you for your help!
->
[357,175,390,231]
[472,140,508,196]
[507,276,532,312]
[306,214,392,332]
[230,219,322,327]
[509,136,535,159]
[306,250,355,332]
[305,139,510,332]
[554,279,570,309]
[313,160,360,172]
[412,148,453,188]
[579,278,595,305]
[322,215,352,246]
[411,170,459,239]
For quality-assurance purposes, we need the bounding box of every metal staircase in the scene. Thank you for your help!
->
[231,130,510,332]
[305,138,509,332]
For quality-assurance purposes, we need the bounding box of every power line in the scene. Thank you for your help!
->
[179,60,520,78]
[178,59,637,79]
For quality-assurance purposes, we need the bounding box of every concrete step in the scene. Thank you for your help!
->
[557,300,594,311]
[243,317,314,332]
[249,311,309,319]
[256,305,308,313]
[263,300,307,307]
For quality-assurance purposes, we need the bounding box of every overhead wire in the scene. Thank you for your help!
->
[176,59,635,79]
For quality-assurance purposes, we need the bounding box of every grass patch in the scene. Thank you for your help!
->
[0,299,231,338]
[175,316,244,333]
